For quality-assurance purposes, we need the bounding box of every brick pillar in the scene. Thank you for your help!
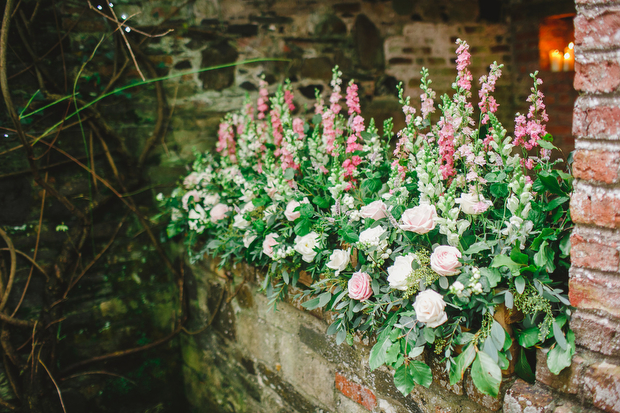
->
[566,0,620,411]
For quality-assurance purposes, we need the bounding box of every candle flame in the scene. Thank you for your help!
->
[564,53,570,59]
[568,42,574,49]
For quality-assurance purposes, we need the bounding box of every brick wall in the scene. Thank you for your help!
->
[565,0,620,412]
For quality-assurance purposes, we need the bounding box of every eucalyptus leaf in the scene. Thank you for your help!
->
[547,330,575,375]
[515,276,526,294]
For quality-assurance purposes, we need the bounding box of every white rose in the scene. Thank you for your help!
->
[243,232,257,248]
[285,200,301,221]
[210,203,230,223]
[360,200,387,220]
[326,249,351,275]
[387,254,416,291]
[203,193,220,206]
[188,204,206,222]
[241,202,255,213]
[294,232,320,262]
[233,214,251,229]
[400,204,437,234]
[455,193,493,215]
[413,289,448,328]
[359,225,387,244]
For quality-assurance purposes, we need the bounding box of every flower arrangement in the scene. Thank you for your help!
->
[161,39,574,398]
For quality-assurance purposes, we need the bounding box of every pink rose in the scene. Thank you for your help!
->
[210,203,230,223]
[348,271,373,301]
[285,200,301,221]
[262,233,279,258]
[400,204,437,234]
[430,246,462,276]
[360,200,387,220]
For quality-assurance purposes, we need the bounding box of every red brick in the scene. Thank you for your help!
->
[570,269,620,316]
[536,349,589,394]
[582,361,620,412]
[570,310,620,356]
[575,10,620,48]
[575,60,620,93]
[570,190,620,228]
[573,105,620,139]
[503,379,555,413]
[573,150,620,184]
[570,233,620,271]
[335,372,377,410]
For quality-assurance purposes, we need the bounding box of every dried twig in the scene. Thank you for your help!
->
[0,229,17,312]
[60,370,137,385]
[39,358,67,413]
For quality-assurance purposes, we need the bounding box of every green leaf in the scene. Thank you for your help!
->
[312,114,322,125]
[409,360,433,388]
[490,320,505,350]
[471,351,502,398]
[553,320,568,351]
[449,344,476,385]
[505,290,514,309]
[491,255,521,270]
[312,196,330,209]
[294,219,311,236]
[515,348,536,383]
[283,168,295,180]
[464,242,491,255]
[394,364,415,396]
[318,292,332,308]
[547,330,575,375]
[301,297,321,310]
[369,318,397,370]
[559,234,571,258]
[423,327,435,344]
[510,249,529,265]
[534,240,556,273]
[336,329,346,345]
[480,268,501,288]
[385,342,401,365]
[490,183,509,198]
[538,139,557,150]
[339,227,359,243]
[542,196,569,212]
[515,276,526,294]
[516,327,540,348]
[535,171,566,196]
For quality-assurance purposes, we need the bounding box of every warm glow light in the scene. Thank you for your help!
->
[549,49,563,72]
[568,42,574,49]
[564,53,570,59]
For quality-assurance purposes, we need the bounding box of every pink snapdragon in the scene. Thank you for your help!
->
[512,75,549,151]
[284,89,295,112]
[216,121,237,163]
[346,81,361,116]
[322,110,338,154]
[292,118,305,139]
[342,155,362,178]
[270,108,283,150]
[437,119,456,180]
[257,80,269,120]
[346,115,365,153]
[478,62,502,124]
[455,39,473,92]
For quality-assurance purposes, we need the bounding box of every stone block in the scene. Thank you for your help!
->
[573,150,620,184]
[503,379,555,413]
[570,310,620,356]
[575,8,620,49]
[569,268,620,316]
[582,361,620,412]
[429,353,464,395]
[570,188,620,229]
[235,314,281,366]
[575,60,620,94]
[573,103,620,140]
[299,325,361,370]
[335,371,377,411]
[535,348,589,394]
[278,333,336,409]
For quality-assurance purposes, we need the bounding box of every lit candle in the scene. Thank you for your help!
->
[549,49,563,72]
[563,42,574,71]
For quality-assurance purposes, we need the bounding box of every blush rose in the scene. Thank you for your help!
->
[348,271,373,301]
[210,203,230,223]
[400,204,437,234]
[360,200,387,220]
[430,246,462,276]
[262,233,279,258]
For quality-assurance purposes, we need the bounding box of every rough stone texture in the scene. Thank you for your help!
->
[573,150,620,184]
[582,361,620,412]
[574,60,620,93]
[570,233,620,272]
[535,349,590,395]
[503,379,555,413]
[570,185,620,228]
[570,310,620,356]
[569,268,620,317]
[335,371,377,411]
